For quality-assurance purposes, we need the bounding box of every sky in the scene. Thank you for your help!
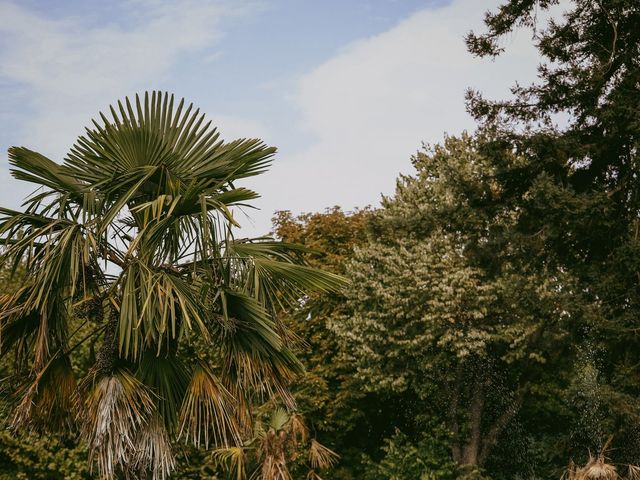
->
[0,0,550,236]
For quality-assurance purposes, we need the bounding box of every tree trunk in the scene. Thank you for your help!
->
[93,305,119,375]
[448,367,527,469]
[478,388,526,464]
[450,361,464,463]
[461,374,484,465]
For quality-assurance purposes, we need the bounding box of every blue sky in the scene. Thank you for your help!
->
[0,0,546,235]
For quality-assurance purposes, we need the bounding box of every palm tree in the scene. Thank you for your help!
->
[0,92,345,479]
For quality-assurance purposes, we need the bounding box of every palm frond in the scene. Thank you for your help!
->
[306,470,326,480]
[0,288,40,361]
[225,239,347,310]
[137,352,189,431]
[118,262,208,359]
[11,353,76,431]
[289,413,308,447]
[212,446,247,480]
[133,416,176,480]
[65,92,275,187]
[8,147,85,196]
[78,369,155,479]
[0,290,71,370]
[269,407,290,432]
[628,465,640,480]
[0,208,97,300]
[308,439,339,471]
[219,289,303,407]
[0,209,100,365]
[179,362,241,448]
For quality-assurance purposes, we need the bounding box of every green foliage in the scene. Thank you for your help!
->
[272,207,381,478]
[362,429,457,480]
[0,431,89,480]
[332,135,582,473]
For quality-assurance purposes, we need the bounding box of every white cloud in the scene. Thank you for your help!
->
[0,0,269,208]
[0,0,569,237]
[0,0,260,160]
[244,0,560,235]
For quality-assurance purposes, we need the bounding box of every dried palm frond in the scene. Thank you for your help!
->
[573,455,618,480]
[179,362,241,448]
[306,470,324,480]
[78,369,154,479]
[259,451,292,480]
[563,459,578,480]
[234,389,256,434]
[214,407,339,480]
[308,439,339,470]
[628,465,640,480]
[289,412,308,449]
[0,288,65,372]
[11,353,76,431]
[133,416,176,480]
[223,343,299,409]
[255,416,291,480]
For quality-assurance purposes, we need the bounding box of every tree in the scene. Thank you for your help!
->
[466,0,640,464]
[272,207,389,479]
[465,0,640,274]
[271,208,372,437]
[337,0,640,473]
[0,92,344,480]
[333,134,597,477]
[467,0,640,206]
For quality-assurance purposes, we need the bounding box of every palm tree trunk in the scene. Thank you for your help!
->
[94,306,119,375]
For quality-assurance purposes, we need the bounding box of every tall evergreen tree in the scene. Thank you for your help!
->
[467,0,640,461]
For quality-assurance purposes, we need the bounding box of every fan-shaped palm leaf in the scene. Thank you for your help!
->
[78,369,155,479]
[308,439,338,470]
[179,362,241,448]
[212,446,247,480]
